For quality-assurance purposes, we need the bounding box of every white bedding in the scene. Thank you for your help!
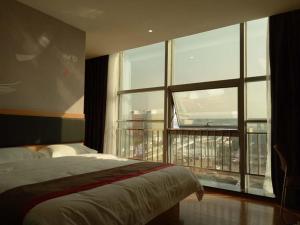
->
[0,154,203,225]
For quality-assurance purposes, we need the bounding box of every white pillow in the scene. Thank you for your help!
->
[43,143,97,158]
[0,147,46,164]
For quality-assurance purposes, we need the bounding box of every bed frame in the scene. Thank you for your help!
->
[147,203,180,225]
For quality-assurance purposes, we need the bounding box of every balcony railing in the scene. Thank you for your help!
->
[117,128,164,162]
[116,127,268,177]
[246,131,268,176]
[168,128,240,174]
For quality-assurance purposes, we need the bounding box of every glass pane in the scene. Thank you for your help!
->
[246,175,274,197]
[247,81,267,119]
[173,25,240,85]
[169,130,240,192]
[192,168,241,192]
[246,122,273,197]
[247,123,267,175]
[121,42,165,90]
[173,87,238,127]
[246,122,267,133]
[246,18,268,77]
[119,91,164,121]
[117,122,164,162]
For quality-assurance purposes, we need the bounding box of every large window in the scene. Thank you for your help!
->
[120,42,165,90]
[173,87,238,128]
[117,43,165,161]
[246,81,267,120]
[117,18,272,197]
[119,91,164,122]
[244,18,270,196]
[246,18,268,77]
[173,25,240,84]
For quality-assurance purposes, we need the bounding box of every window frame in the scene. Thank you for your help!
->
[117,19,270,195]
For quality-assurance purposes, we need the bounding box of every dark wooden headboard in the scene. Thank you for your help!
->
[0,114,85,147]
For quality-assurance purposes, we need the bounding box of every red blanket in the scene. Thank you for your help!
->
[0,161,172,225]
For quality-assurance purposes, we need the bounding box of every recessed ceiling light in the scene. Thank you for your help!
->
[148,29,153,33]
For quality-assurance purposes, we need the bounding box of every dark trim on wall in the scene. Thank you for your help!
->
[0,114,85,147]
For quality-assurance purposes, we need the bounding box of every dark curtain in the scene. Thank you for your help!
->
[270,10,300,208]
[84,55,109,153]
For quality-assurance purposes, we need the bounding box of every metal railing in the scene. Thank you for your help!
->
[117,128,164,162]
[246,131,268,176]
[116,126,268,177]
[168,128,240,173]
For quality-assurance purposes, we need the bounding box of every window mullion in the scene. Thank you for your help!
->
[164,40,172,163]
[239,22,246,193]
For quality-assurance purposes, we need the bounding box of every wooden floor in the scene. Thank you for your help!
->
[179,191,300,225]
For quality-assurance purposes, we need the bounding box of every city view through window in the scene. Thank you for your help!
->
[117,18,273,197]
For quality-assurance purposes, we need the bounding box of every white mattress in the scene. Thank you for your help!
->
[0,154,203,225]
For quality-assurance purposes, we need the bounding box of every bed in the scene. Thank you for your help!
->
[0,144,203,225]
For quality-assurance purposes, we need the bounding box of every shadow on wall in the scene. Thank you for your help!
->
[0,0,85,114]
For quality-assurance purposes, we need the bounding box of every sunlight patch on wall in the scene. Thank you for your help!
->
[15,33,51,62]
[65,96,84,114]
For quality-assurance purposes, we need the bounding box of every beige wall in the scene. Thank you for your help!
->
[0,1,85,116]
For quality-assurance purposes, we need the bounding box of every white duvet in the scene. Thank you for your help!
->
[0,154,203,225]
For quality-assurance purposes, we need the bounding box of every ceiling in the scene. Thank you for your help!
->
[18,0,300,58]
